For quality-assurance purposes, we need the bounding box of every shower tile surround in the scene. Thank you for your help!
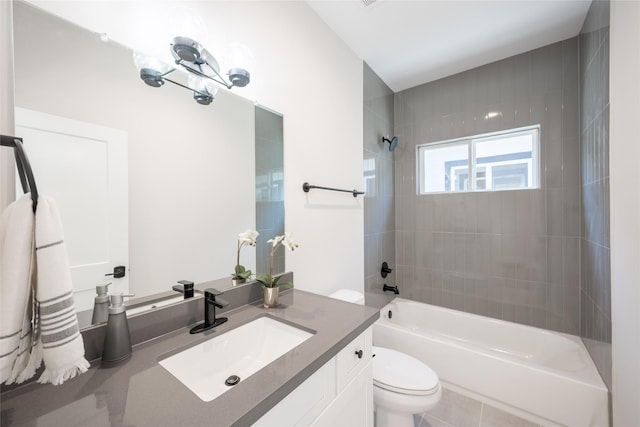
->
[363,63,397,308]
[394,38,582,334]
[579,0,611,392]
[363,7,612,416]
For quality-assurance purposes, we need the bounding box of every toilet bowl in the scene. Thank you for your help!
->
[327,290,442,427]
[372,346,441,427]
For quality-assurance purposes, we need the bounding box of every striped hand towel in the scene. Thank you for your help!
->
[0,195,36,384]
[34,196,89,385]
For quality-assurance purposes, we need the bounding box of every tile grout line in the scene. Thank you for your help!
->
[420,410,455,427]
[478,402,485,427]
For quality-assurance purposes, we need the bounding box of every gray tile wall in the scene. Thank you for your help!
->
[363,63,397,308]
[255,106,285,275]
[580,0,611,391]
[394,39,581,333]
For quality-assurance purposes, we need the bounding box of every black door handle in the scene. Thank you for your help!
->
[355,349,363,359]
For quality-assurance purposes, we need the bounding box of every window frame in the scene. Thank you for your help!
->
[416,125,540,195]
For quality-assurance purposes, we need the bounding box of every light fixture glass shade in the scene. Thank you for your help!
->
[132,51,173,87]
[221,42,255,87]
[132,51,172,74]
[130,3,174,66]
[188,74,218,105]
[168,6,209,50]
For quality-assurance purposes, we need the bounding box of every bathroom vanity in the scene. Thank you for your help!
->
[255,327,373,426]
[0,289,378,426]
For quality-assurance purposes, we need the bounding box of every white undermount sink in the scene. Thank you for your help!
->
[159,316,314,402]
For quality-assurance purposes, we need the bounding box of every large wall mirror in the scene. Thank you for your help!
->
[12,0,285,326]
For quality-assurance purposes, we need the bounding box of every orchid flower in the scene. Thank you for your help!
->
[233,229,259,280]
[267,235,285,247]
[257,231,299,288]
[282,232,299,252]
[239,229,259,246]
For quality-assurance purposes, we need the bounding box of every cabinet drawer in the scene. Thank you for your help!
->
[336,327,372,392]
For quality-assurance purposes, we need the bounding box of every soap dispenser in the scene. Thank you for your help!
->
[91,282,111,325]
[102,293,133,367]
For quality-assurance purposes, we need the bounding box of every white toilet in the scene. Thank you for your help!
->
[328,290,442,427]
[372,346,441,427]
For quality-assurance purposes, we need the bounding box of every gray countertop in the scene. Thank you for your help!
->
[1,290,379,427]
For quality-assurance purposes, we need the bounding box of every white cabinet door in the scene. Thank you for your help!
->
[15,108,128,311]
[311,361,373,427]
[254,326,374,427]
[253,358,336,427]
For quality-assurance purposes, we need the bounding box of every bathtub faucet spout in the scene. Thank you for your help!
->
[383,284,399,295]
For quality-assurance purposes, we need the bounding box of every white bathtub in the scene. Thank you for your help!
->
[373,298,608,427]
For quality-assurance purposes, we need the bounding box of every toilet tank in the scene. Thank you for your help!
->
[328,289,365,305]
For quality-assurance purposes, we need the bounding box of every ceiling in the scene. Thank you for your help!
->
[305,0,592,92]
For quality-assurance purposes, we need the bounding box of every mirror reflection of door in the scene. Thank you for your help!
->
[15,107,129,311]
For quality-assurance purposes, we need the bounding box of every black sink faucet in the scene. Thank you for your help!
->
[189,288,229,334]
[173,280,195,299]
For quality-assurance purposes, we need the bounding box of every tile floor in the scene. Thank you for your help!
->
[414,387,542,427]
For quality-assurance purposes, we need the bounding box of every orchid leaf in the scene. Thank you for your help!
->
[271,275,281,286]
[232,265,252,279]
[256,273,271,287]
[277,282,294,289]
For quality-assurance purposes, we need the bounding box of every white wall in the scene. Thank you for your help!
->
[1,0,16,212]
[23,0,365,297]
[610,1,640,425]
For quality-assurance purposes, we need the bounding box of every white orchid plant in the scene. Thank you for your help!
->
[256,232,299,288]
[232,229,259,281]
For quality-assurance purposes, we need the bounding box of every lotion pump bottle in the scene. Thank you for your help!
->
[101,293,133,367]
[91,282,111,325]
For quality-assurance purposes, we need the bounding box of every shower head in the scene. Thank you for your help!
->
[383,136,398,152]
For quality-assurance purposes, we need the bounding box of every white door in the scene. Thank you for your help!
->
[15,107,129,311]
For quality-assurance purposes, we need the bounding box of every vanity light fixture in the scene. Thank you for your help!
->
[133,36,253,105]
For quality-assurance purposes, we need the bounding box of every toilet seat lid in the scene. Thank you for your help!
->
[372,346,440,395]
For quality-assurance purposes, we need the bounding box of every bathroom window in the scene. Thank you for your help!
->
[417,125,540,194]
[363,157,376,196]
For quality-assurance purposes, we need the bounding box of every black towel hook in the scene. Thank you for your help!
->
[1,135,39,212]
